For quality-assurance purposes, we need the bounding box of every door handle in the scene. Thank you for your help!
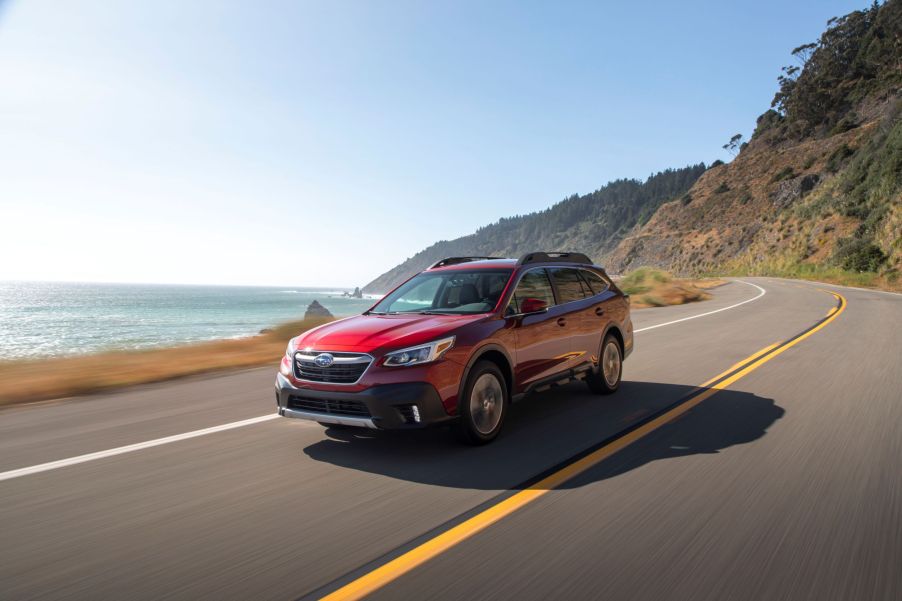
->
[556,317,567,327]
[595,307,605,316]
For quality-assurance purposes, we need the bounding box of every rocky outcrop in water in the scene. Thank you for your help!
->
[304,300,333,319]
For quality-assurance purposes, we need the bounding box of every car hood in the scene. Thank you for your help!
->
[292,313,487,354]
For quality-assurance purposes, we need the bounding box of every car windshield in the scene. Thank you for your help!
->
[369,269,513,315]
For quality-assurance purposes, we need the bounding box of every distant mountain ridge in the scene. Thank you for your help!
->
[363,164,706,293]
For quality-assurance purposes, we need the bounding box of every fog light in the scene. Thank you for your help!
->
[411,405,421,423]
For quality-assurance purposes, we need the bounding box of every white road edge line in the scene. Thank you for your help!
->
[0,414,279,482]
[1,279,768,483]
[634,279,766,333]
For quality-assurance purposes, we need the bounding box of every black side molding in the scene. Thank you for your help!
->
[512,363,594,402]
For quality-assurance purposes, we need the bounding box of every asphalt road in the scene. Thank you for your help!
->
[1,278,899,601]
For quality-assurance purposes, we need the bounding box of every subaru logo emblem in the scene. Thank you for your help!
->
[314,353,334,368]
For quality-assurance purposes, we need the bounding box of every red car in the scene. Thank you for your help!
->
[276,252,633,444]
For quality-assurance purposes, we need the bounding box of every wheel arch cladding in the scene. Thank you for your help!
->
[468,348,513,399]
[604,325,624,356]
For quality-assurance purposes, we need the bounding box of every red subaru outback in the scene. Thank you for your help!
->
[275,252,633,444]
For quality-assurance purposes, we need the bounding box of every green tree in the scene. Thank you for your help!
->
[722,134,744,157]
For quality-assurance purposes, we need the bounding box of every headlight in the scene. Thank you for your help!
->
[280,338,297,376]
[383,336,455,367]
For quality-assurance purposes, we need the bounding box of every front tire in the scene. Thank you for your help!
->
[456,361,508,445]
[586,334,622,394]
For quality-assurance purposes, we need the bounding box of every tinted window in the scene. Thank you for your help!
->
[371,269,513,315]
[508,269,555,314]
[580,269,610,295]
[550,268,592,303]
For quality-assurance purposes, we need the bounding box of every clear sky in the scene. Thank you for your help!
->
[0,0,867,287]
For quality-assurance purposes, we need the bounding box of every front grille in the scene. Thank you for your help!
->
[288,395,372,417]
[293,351,371,384]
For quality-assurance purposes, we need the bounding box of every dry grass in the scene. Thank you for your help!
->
[617,267,724,308]
[0,317,331,407]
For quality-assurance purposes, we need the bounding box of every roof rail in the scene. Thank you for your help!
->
[429,256,506,269]
[516,252,593,266]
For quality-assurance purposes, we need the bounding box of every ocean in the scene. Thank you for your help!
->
[0,281,379,360]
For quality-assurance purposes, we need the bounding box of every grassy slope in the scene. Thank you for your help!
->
[610,112,901,293]
[719,107,902,292]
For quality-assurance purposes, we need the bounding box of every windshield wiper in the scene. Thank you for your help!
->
[368,310,457,315]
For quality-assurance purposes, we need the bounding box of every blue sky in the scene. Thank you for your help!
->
[0,0,867,286]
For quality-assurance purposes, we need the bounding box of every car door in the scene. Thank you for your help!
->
[506,268,571,391]
[578,268,619,363]
[548,267,601,371]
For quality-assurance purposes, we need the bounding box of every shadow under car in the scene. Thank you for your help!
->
[301,380,784,491]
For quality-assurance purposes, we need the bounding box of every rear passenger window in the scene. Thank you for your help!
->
[508,269,555,315]
[580,270,610,295]
[550,268,592,303]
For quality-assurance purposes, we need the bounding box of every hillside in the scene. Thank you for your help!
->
[366,0,901,293]
[610,0,902,286]
[363,164,706,293]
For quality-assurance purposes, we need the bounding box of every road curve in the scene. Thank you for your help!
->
[0,278,899,600]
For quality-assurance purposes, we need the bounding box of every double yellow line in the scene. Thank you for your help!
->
[320,290,847,601]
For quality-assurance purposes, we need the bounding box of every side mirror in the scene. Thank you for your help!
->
[520,297,548,314]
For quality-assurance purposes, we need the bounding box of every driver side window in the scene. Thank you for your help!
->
[507,269,555,315]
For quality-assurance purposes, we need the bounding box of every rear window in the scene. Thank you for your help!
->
[550,268,593,303]
[579,269,610,295]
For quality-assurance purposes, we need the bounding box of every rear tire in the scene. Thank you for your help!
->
[586,333,622,395]
[456,361,508,445]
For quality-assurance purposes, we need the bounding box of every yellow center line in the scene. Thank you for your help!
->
[320,290,847,601]
[698,341,781,388]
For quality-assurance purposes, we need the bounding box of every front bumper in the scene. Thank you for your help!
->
[275,373,454,430]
